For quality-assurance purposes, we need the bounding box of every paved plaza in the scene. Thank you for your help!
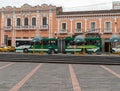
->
[0,62,120,91]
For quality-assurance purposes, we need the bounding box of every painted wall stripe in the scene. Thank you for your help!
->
[9,63,42,91]
[69,64,82,91]
[0,63,14,70]
[101,65,120,78]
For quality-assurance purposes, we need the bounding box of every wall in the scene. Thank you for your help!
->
[0,13,1,45]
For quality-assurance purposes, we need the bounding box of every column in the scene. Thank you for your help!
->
[12,11,16,46]
[49,9,52,38]
[36,10,40,36]
[58,19,60,34]
[1,10,4,46]
[84,19,87,33]
[114,17,117,33]
[99,18,102,33]
[70,19,73,34]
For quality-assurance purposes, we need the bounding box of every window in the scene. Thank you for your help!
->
[23,37,28,39]
[90,22,96,29]
[17,18,21,26]
[105,22,111,30]
[62,23,66,29]
[7,18,11,26]
[16,37,21,39]
[76,23,81,29]
[24,18,28,26]
[32,17,36,26]
[42,17,47,25]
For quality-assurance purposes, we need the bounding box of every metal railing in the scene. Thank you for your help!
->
[40,25,48,30]
[4,26,12,31]
[59,29,68,33]
[104,28,112,33]
[15,26,37,30]
[74,29,83,33]
[86,28,100,33]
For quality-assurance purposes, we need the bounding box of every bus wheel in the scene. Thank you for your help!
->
[54,51,58,54]
[48,49,51,54]
[23,48,28,53]
[51,49,55,54]
[48,49,54,54]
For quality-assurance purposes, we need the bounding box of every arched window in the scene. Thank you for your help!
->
[62,23,66,29]
[17,18,21,26]
[32,17,36,26]
[24,18,28,26]
[42,17,47,25]
[7,18,11,26]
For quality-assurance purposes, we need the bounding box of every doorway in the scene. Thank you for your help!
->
[7,39,11,46]
[104,42,111,52]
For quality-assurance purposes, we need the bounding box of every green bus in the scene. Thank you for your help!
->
[24,38,58,54]
[85,37,102,53]
[64,37,102,54]
[65,37,82,54]
[23,37,102,54]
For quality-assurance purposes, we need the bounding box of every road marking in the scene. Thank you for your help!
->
[101,65,120,78]
[69,64,82,91]
[9,63,42,91]
[0,63,14,70]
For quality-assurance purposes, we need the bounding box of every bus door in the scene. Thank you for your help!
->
[58,39,65,53]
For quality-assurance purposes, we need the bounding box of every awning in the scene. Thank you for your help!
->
[32,35,42,42]
[74,35,84,42]
[110,34,120,42]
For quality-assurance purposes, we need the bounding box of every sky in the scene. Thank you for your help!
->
[0,0,119,11]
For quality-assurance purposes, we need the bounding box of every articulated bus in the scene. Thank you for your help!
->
[64,37,102,54]
[22,37,102,54]
[23,38,58,53]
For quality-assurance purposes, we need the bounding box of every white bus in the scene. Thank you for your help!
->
[15,39,32,52]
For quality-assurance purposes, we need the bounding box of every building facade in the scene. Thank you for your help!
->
[0,2,120,52]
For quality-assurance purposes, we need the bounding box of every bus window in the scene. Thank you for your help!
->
[15,39,32,47]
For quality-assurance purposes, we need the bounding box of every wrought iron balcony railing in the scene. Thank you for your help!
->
[40,25,48,30]
[86,28,99,33]
[15,26,37,30]
[59,29,68,33]
[104,28,112,33]
[74,29,83,33]
[4,26,12,31]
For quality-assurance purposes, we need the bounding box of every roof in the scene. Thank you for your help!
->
[65,37,74,41]
[57,9,120,15]
[85,37,101,40]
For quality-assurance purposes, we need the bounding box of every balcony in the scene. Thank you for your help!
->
[74,29,83,33]
[40,25,48,30]
[104,28,112,33]
[86,28,99,33]
[15,26,37,30]
[4,26,12,31]
[59,29,67,34]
